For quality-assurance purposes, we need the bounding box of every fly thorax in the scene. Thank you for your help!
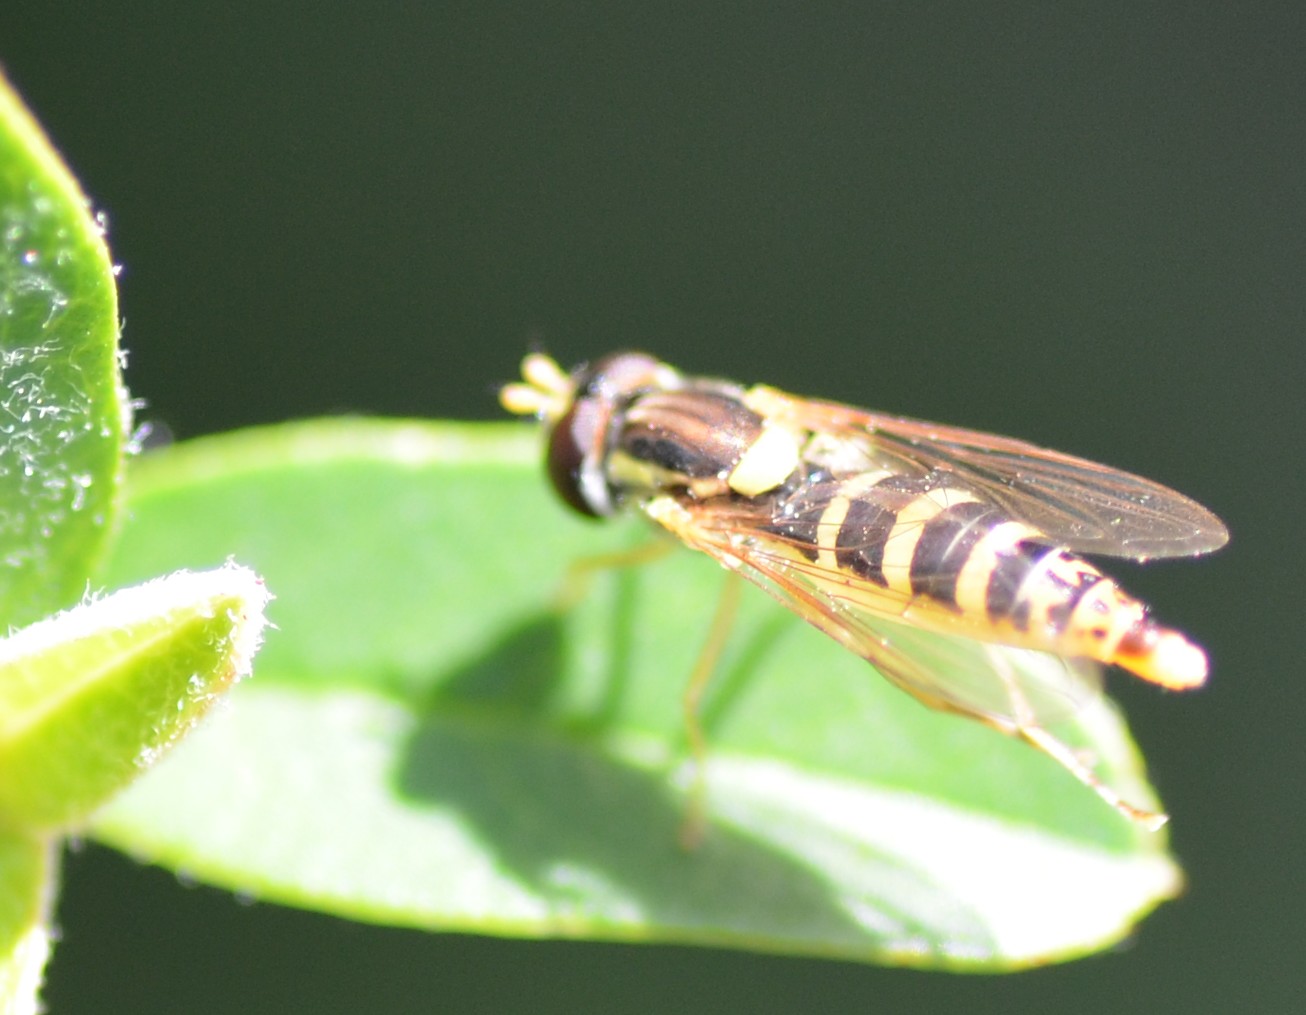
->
[607,390,801,500]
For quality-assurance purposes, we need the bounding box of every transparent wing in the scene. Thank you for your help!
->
[651,496,1169,825]
[748,386,1228,560]
[666,500,1105,729]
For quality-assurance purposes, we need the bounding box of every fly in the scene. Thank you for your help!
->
[501,351,1228,829]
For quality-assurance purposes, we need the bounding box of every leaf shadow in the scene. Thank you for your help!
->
[394,610,1000,960]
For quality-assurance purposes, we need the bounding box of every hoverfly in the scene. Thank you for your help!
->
[501,351,1227,828]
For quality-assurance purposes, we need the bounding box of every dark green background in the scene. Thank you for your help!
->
[5,4,1301,1012]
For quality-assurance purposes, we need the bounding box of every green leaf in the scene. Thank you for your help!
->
[0,565,270,830]
[0,831,54,1015]
[0,74,130,1014]
[90,419,1181,968]
[0,75,128,629]
[0,79,273,1012]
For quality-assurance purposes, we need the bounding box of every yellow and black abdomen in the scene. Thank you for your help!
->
[760,468,1207,690]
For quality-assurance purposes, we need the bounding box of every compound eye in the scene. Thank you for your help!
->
[546,398,608,518]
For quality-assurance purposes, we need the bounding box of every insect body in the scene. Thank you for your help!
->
[501,352,1227,828]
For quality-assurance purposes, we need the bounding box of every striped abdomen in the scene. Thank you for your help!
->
[762,469,1206,689]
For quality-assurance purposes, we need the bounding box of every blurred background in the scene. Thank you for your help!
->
[3,4,1301,1012]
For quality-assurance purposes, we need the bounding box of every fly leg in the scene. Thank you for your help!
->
[552,536,740,846]
[983,645,1168,830]
[552,538,675,611]
[678,572,743,849]
[1018,724,1168,830]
